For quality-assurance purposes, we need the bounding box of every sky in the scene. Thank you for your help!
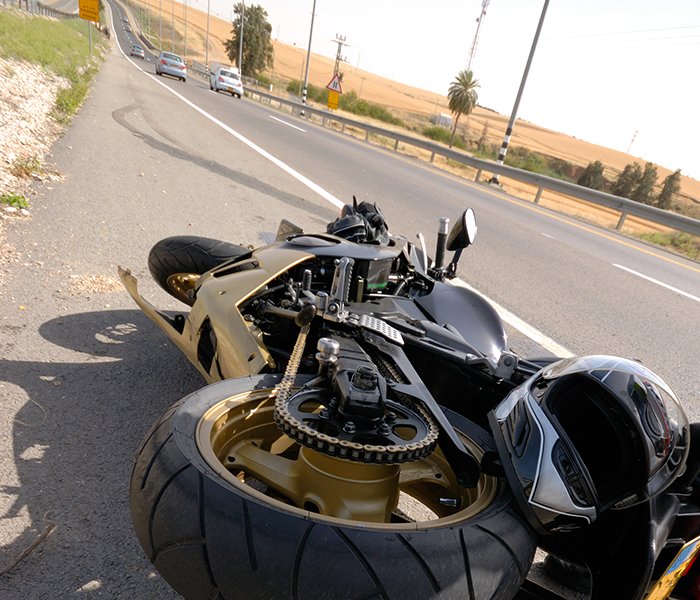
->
[184,0,700,180]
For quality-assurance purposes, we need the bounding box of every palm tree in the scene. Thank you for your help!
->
[447,70,479,148]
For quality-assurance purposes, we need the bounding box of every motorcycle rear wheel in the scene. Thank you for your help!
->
[148,235,249,305]
[131,375,536,599]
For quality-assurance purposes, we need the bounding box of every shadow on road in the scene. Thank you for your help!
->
[1,309,200,597]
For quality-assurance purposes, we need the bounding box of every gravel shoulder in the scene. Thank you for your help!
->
[0,55,68,282]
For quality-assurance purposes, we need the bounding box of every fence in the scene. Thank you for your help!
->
[242,86,700,239]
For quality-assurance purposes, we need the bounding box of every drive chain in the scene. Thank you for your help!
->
[273,328,439,464]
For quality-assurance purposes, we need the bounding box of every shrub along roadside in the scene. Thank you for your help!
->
[0,10,108,124]
[286,80,404,127]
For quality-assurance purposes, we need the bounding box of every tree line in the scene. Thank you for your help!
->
[577,160,682,210]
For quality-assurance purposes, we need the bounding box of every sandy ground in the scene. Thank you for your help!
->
[124,0,700,215]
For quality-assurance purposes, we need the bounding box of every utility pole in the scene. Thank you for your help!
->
[184,0,188,57]
[467,0,489,72]
[627,130,638,154]
[205,0,211,70]
[301,0,317,114]
[490,0,549,184]
[171,0,175,51]
[238,1,245,72]
[331,33,348,77]
[159,0,162,49]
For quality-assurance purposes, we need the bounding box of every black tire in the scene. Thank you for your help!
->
[148,235,249,305]
[130,375,537,600]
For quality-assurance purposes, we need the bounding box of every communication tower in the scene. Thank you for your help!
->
[466,0,490,72]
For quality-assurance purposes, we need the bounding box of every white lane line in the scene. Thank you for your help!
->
[270,115,306,132]
[541,233,554,240]
[451,278,574,358]
[107,2,344,210]
[613,264,700,303]
[108,1,573,358]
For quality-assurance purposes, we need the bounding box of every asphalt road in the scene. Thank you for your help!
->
[0,2,697,598]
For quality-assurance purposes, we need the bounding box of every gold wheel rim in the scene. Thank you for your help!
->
[166,273,200,304]
[195,388,499,528]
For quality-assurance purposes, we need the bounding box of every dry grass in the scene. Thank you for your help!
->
[127,0,699,251]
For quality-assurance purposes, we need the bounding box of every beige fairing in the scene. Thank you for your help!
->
[119,246,313,383]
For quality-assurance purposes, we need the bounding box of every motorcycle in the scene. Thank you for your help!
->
[119,202,700,600]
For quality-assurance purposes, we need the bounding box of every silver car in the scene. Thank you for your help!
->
[210,66,244,98]
[156,52,187,82]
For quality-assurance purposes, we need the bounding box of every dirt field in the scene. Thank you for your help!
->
[125,0,700,220]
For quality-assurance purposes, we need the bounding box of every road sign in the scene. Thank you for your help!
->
[79,0,99,22]
[327,90,339,110]
[326,74,342,94]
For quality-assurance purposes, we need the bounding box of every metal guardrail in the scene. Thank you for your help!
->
[2,0,78,18]
[243,87,700,239]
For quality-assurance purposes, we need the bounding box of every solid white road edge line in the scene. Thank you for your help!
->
[108,1,573,358]
[107,3,343,210]
[269,115,306,133]
[613,264,700,304]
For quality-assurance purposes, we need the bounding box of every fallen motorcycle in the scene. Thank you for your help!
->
[119,202,700,600]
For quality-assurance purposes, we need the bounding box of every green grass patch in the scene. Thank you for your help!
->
[638,232,699,261]
[503,146,576,182]
[422,126,466,150]
[1,192,30,209]
[338,91,403,126]
[0,10,107,123]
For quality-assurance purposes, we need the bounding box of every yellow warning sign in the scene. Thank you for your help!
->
[79,0,100,22]
[327,90,339,110]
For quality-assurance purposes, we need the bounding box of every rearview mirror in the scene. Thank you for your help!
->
[446,208,477,251]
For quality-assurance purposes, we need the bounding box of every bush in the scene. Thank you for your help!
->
[422,126,466,150]
[339,91,403,126]
[284,83,403,126]
[504,146,575,182]
[286,80,327,102]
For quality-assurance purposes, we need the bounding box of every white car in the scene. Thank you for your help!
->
[210,66,244,98]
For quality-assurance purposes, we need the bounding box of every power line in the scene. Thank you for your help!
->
[478,24,700,50]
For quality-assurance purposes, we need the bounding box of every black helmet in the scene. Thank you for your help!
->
[327,198,389,245]
[489,355,689,534]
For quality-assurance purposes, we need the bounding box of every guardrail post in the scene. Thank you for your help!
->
[616,212,627,230]
[394,139,399,151]
[341,123,346,134]
[534,187,543,204]
[365,130,369,142]
[430,151,435,163]
[475,169,482,182]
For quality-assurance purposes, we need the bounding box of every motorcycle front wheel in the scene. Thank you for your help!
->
[148,235,249,305]
[131,375,536,599]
